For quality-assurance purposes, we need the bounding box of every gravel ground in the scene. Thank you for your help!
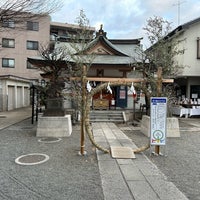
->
[1,115,200,200]
[121,118,200,200]
[0,119,104,200]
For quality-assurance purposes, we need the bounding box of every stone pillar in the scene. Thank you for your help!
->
[43,98,65,116]
[36,115,72,137]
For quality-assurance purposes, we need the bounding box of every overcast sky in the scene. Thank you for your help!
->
[51,0,200,48]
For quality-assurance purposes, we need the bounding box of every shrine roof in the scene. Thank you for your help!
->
[86,35,129,56]
[51,36,142,64]
[76,54,135,65]
[28,54,136,66]
[28,25,143,66]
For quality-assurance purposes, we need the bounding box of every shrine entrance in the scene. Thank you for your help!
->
[93,89,113,110]
[116,86,128,108]
[92,85,128,110]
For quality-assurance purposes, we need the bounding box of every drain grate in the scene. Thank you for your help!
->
[15,153,49,166]
[38,137,61,143]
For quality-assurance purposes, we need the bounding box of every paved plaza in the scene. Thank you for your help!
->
[1,107,199,199]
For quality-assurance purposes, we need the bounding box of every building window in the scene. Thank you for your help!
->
[197,38,200,59]
[27,21,39,31]
[27,41,38,50]
[27,60,37,69]
[191,85,200,99]
[2,20,15,28]
[2,58,15,68]
[2,38,15,48]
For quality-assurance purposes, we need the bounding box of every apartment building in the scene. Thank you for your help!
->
[0,14,95,111]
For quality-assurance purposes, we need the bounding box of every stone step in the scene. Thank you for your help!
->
[90,119,124,122]
[90,110,124,123]
[90,114,123,118]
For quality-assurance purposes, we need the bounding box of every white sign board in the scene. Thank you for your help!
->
[192,94,198,99]
[150,97,167,146]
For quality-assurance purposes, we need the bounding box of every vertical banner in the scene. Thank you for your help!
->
[150,97,167,145]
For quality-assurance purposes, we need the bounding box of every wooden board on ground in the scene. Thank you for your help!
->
[110,146,136,159]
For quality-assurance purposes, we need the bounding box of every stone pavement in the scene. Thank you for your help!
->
[92,122,189,200]
[0,107,189,200]
[0,106,32,130]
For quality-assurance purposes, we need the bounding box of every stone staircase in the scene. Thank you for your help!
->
[90,110,126,123]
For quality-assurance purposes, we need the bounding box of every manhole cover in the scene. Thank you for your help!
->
[38,137,61,143]
[15,153,49,165]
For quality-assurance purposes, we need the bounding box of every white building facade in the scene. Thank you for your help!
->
[171,17,200,100]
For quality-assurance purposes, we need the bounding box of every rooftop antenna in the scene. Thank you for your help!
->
[173,0,186,26]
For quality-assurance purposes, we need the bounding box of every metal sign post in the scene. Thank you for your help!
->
[150,97,167,155]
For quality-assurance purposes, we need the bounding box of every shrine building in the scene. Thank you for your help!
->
[28,25,144,110]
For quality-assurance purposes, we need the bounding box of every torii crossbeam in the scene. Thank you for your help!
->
[70,77,173,84]
[72,66,173,155]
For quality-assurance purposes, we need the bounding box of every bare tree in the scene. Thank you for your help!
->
[66,10,95,109]
[135,16,185,114]
[143,16,184,78]
[28,9,95,105]
[0,0,63,31]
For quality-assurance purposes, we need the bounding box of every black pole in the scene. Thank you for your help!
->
[36,88,39,122]
[31,86,35,124]
[132,97,136,126]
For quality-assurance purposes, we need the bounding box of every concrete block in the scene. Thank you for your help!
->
[36,115,72,137]
[141,115,180,137]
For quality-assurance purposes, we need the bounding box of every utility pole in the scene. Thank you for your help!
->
[173,0,186,26]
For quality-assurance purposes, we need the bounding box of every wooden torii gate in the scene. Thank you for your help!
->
[73,66,173,155]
